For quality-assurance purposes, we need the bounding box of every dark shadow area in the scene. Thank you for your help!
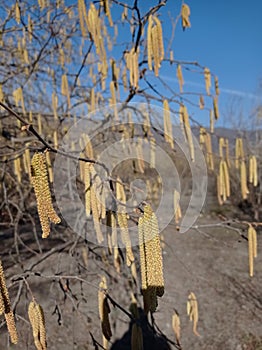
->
[110,308,173,350]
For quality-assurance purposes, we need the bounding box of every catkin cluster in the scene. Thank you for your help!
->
[125,47,139,89]
[217,160,230,204]
[138,204,164,313]
[199,128,214,170]
[187,292,200,336]
[31,152,61,238]
[248,225,257,277]
[28,301,46,350]
[147,15,164,76]
[0,260,18,344]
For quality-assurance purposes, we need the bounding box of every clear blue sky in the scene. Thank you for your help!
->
[137,0,262,126]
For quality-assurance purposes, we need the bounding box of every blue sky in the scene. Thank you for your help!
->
[136,0,262,126]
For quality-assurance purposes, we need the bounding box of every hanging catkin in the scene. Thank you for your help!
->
[176,64,184,92]
[187,292,200,336]
[28,301,47,350]
[204,68,211,95]
[248,225,257,277]
[116,179,134,266]
[181,3,191,30]
[138,204,164,313]
[0,261,18,344]
[249,155,258,186]
[240,160,249,200]
[147,15,164,76]
[180,104,194,161]
[98,276,112,342]
[163,99,174,149]
[31,152,61,238]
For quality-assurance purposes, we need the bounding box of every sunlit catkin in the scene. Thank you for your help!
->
[204,67,211,95]
[240,160,249,200]
[177,64,184,92]
[163,99,174,149]
[147,15,164,76]
[31,152,61,238]
[138,204,164,313]
[180,104,194,161]
[187,292,200,336]
[181,3,191,30]
[0,261,18,344]
[28,301,47,350]
[249,155,258,187]
[5,311,18,344]
[248,225,257,277]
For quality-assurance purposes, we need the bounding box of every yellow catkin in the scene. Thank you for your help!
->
[240,160,249,200]
[225,139,230,168]
[90,185,104,244]
[205,132,214,171]
[110,81,118,120]
[31,152,61,238]
[28,301,46,350]
[0,261,11,314]
[222,160,230,198]
[210,109,214,133]
[249,155,258,187]
[174,190,182,226]
[0,261,18,344]
[5,311,18,344]
[187,292,200,336]
[138,204,164,313]
[116,179,134,266]
[154,16,164,62]
[213,96,219,119]
[176,64,184,92]
[204,67,211,95]
[15,2,21,24]
[163,99,174,149]
[172,311,181,346]
[78,0,87,36]
[98,276,112,341]
[180,104,194,161]
[235,138,244,169]
[147,15,153,71]
[248,226,254,277]
[219,137,224,159]
[147,15,164,76]
[181,4,191,30]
